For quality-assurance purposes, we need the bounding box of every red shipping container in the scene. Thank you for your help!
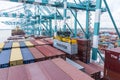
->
[52,58,94,80]
[35,40,46,45]
[30,40,39,46]
[77,39,91,46]
[37,60,73,80]
[35,46,57,57]
[105,47,120,73]
[29,47,45,61]
[25,63,49,80]
[8,65,29,80]
[39,39,50,45]
[0,68,8,80]
[104,68,120,80]
[43,45,65,55]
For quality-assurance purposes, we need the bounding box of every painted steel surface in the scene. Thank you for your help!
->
[3,42,12,50]
[12,42,20,48]
[21,48,34,64]
[24,41,34,47]
[0,68,8,80]
[0,50,11,68]
[52,58,94,80]
[8,65,29,80]
[10,48,23,66]
[29,47,45,61]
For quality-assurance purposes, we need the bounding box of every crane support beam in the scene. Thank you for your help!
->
[7,0,106,12]
[92,0,102,60]
[103,0,120,39]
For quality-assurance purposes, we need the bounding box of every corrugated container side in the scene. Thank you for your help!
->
[28,47,45,61]
[77,39,91,46]
[0,49,11,68]
[38,60,73,80]
[19,41,26,48]
[52,58,94,80]
[12,42,20,48]
[44,38,53,45]
[0,42,5,52]
[0,68,8,80]
[44,45,65,55]
[25,63,49,80]
[104,68,120,80]
[21,48,34,64]
[105,48,120,73]
[30,40,39,46]
[35,46,56,58]
[35,40,46,45]
[3,42,13,50]
[75,60,101,79]
[43,45,66,59]
[8,65,29,80]
[24,41,34,47]
[39,39,50,45]
[10,48,23,66]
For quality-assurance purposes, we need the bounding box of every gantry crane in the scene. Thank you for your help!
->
[1,0,120,62]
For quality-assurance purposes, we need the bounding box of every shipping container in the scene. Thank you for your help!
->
[0,49,11,68]
[44,45,65,55]
[104,68,120,80]
[12,42,20,48]
[38,60,73,80]
[39,39,51,45]
[0,42,5,52]
[8,65,29,80]
[43,45,66,59]
[0,68,8,80]
[21,48,34,64]
[105,47,120,73]
[35,46,57,58]
[10,48,23,66]
[24,41,34,47]
[19,41,26,48]
[25,62,49,80]
[77,39,91,46]
[30,40,39,46]
[66,58,84,71]
[52,58,94,80]
[35,40,46,45]
[3,42,12,50]
[75,60,101,80]
[28,47,45,61]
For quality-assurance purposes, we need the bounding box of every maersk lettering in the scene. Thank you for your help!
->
[56,43,67,49]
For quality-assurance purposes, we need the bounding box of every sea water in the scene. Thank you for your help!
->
[0,29,11,42]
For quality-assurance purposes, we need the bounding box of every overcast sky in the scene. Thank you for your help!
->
[0,0,120,29]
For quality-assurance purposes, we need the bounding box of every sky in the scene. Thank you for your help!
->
[0,0,120,29]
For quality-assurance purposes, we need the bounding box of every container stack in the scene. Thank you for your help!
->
[0,40,66,68]
[104,47,120,80]
[0,58,94,80]
[3,42,13,50]
[77,39,91,63]
[75,60,101,80]
[0,49,11,68]
[24,41,34,47]
[12,42,20,48]
[10,48,23,66]
[35,45,66,59]
[0,42,5,52]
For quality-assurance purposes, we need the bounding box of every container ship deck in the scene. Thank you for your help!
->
[0,0,120,80]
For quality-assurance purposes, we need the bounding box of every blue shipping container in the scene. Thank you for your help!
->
[20,48,34,64]
[19,41,26,48]
[3,42,13,50]
[0,49,11,68]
